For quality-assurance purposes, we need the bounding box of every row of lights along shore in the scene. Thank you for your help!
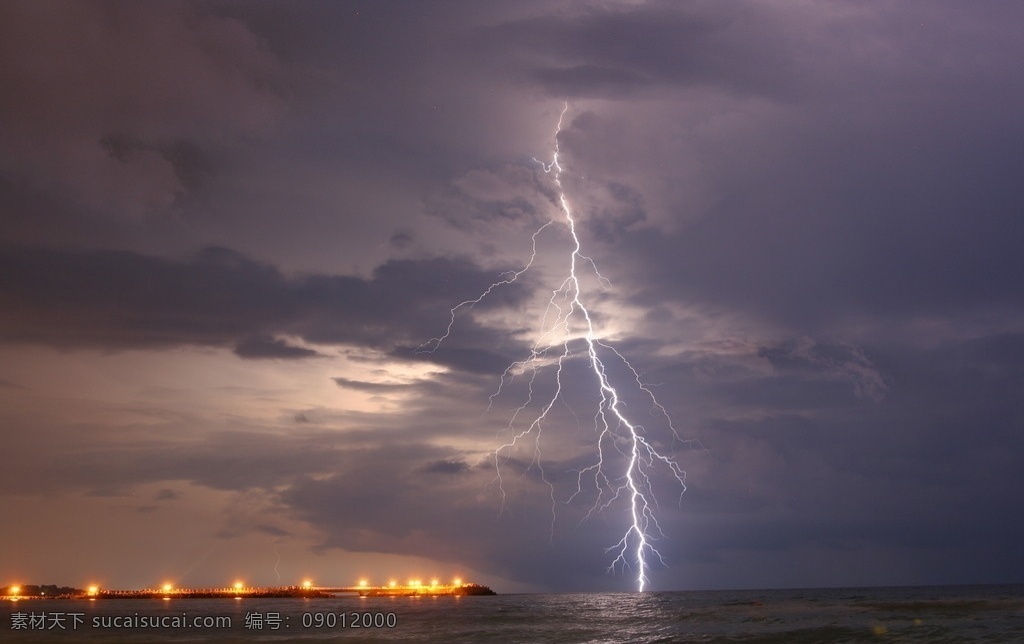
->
[5,578,466,598]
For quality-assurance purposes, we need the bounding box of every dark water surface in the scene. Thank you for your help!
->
[3,584,1022,642]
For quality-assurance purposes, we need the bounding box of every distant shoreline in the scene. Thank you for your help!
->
[4,583,497,600]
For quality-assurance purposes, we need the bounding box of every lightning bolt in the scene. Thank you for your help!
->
[424,103,689,592]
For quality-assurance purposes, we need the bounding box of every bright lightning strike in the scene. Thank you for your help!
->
[423,103,689,592]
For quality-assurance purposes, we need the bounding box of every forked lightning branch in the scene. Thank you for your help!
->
[423,104,689,592]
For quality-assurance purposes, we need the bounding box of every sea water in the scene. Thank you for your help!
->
[2,584,1022,643]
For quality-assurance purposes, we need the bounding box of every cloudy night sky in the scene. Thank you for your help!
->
[2,1,1023,593]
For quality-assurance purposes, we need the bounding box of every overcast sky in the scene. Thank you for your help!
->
[2,0,1023,593]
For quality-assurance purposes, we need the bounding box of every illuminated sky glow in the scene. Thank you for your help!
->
[1,1,1023,592]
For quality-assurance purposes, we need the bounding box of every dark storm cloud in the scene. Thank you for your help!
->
[254,525,290,538]
[757,338,887,402]
[422,164,559,233]
[534,65,649,97]
[0,1,285,221]
[0,244,529,366]
[420,459,470,476]
[626,113,1024,331]
[234,335,321,360]
[388,231,415,250]
[332,377,410,393]
[664,331,1024,584]
[466,2,796,99]
[545,6,1024,339]
[154,489,179,502]
[390,344,519,376]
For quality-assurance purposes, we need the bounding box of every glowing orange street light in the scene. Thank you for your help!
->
[302,580,312,589]
[233,581,244,591]
[10,585,21,597]
[453,577,462,587]
[358,579,368,588]
[162,583,173,593]
[388,580,397,588]
[430,578,439,587]
[87,585,99,596]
